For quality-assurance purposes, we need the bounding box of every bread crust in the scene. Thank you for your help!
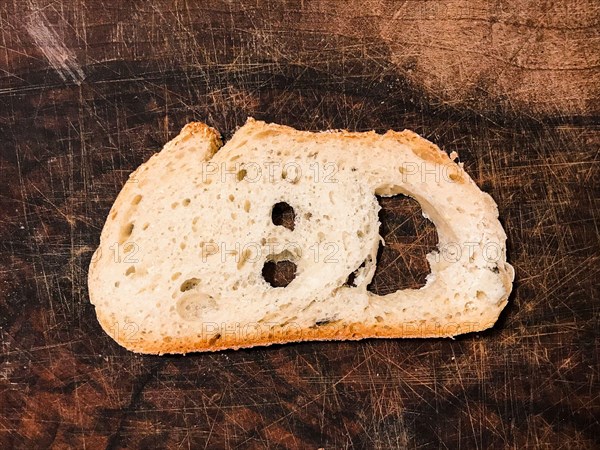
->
[95,309,497,354]
[89,118,514,354]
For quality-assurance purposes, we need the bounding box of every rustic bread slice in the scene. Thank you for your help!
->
[88,118,514,354]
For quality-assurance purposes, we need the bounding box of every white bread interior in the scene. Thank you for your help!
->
[88,118,514,354]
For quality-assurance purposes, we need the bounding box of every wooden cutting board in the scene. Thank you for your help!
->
[1,1,598,448]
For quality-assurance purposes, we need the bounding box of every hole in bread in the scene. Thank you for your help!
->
[120,222,134,242]
[367,195,438,294]
[449,172,462,182]
[180,278,201,292]
[271,202,295,230]
[315,318,334,326]
[345,260,366,287]
[176,292,217,321]
[261,260,297,288]
[237,169,247,181]
[309,317,341,329]
[237,248,252,270]
[345,271,358,287]
[208,334,222,345]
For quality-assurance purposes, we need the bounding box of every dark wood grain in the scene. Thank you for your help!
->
[1,0,599,448]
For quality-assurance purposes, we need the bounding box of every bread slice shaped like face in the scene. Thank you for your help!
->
[88,118,514,354]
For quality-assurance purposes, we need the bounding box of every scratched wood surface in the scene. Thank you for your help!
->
[1,1,599,448]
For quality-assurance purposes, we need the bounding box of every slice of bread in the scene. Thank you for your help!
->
[88,118,514,354]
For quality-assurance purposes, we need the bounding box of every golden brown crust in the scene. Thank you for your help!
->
[107,318,495,355]
[385,129,466,183]
[176,122,223,145]
[242,119,466,183]
[243,119,453,166]
[385,130,449,165]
